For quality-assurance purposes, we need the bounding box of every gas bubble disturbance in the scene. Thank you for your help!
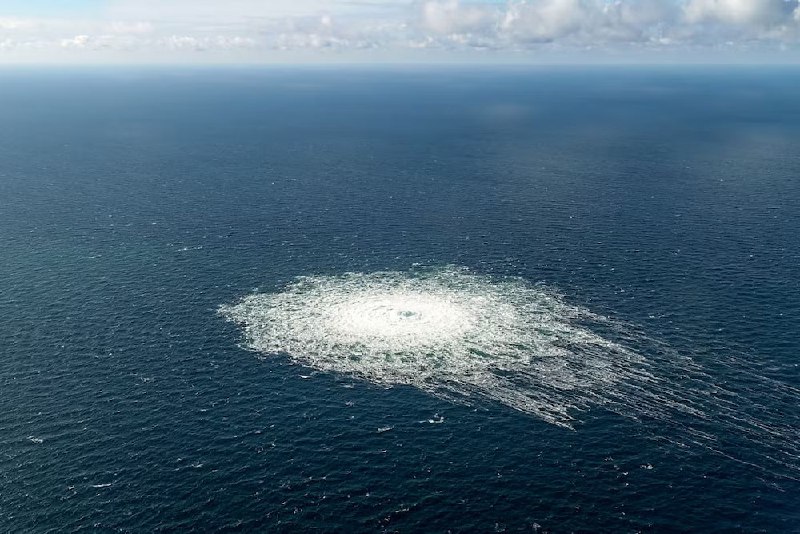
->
[220,266,800,479]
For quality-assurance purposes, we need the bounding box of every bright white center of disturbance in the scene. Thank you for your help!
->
[332,292,474,342]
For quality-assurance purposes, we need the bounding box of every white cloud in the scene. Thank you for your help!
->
[60,35,90,49]
[501,0,589,43]
[415,0,800,52]
[1,0,800,63]
[420,0,496,34]
[408,0,679,48]
[684,0,797,26]
[161,35,258,52]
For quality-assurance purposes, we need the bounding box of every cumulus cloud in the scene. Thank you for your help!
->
[1,0,799,63]
[501,0,590,43]
[684,0,797,26]
[411,0,800,53]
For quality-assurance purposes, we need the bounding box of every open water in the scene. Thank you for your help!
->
[1,67,799,532]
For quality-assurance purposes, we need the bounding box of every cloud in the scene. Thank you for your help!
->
[407,0,675,49]
[412,0,800,53]
[1,0,799,63]
[60,34,90,48]
[501,0,590,43]
[420,0,496,34]
[160,35,256,51]
[684,0,797,26]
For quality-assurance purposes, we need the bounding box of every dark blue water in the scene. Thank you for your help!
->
[1,67,799,532]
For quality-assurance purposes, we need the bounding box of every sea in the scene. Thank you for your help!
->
[1,66,799,532]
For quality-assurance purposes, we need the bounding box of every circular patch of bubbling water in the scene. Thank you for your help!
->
[219,266,654,427]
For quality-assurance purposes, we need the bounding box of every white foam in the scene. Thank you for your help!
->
[221,266,800,479]
[220,266,652,427]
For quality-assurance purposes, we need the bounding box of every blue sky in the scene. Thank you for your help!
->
[0,0,105,16]
[1,1,799,64]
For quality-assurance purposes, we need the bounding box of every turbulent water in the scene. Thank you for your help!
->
[223,266,800,480]
[2,68,800,531]
[222,266,648,427]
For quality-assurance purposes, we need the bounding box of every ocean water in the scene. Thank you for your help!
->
[1,67,799,532]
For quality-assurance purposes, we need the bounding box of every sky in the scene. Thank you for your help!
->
[1,0,799,64]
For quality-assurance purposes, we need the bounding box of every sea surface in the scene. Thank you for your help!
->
[1,67,799,532]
